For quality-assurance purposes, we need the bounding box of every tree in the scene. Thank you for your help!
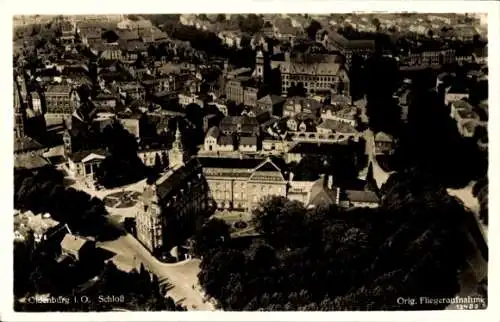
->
[95,121,148,188]
[216,14,226,23]
[305,20,322,40]
[194,218,231,257]
[154,153,163,174]
[371,18,381,31]
[238,14,264,34]
[197,168,474,311]
[161,151,169,170]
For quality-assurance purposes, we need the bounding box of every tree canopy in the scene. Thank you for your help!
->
[14,166,111,237]
[95,120,149,188]
[198,170,474,310]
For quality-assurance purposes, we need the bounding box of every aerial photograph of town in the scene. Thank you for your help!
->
[12,12,488,312]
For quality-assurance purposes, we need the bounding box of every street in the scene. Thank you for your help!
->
[98,233,215,310]
[362,129,392,189]
[58,166,215,310]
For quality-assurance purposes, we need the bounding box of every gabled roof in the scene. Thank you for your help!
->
[69,149,109,163]
[14,154,50,170]
[344,190,379,203]
[217,135,234,146]
[206,126,220,139]
[317,119,357,133]
[14,136,45,153]
[155,158,202,200]
[61,234,88,253]
[257,94,286,106]
[239,136,257,146]
[309,177,338,207]
[374,132,394,143]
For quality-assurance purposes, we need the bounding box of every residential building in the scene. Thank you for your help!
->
[178,92,204,108]
[407,49,456,66]
[374,132,395,155]
[445,86,469,106]
[116,81,146,100]
[67,149,109,181]
[317,29,375,66]
[59,20,76,48]
[142,76,177,95]
[307,175,341,208]
[135,158,210,254]
[271,52,350,96]
[60,234,95,262]
[320,102,357,127]
[204,126,221,152]
[225,77,248,105]
[243,87,259,107]
[316,119,358,140]
[239,136,258,152]
[217,135,235,152]
[340,190,379,208]
[283,96,322,118]
[138,144,169,167]
[256,95,286,117]
[44,85,78,124]
[14,136,46,157]
[219,116,260,136]
[100,43,123,60]
[262,136,286,153]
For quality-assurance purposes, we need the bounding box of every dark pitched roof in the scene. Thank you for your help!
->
[14,137,45,153]
[239,136,257,146]
[217,135,234,146]
[14,154,51,170]
[155,158,202,200]
[68,149,109,163]
[344,190,379,203]
[197,157,263,169]
[309,177,338,207]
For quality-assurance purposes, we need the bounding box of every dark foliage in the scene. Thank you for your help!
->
[394,86,487,187]
[14,166,110,237]
[193,218,231,257]
[305,20,322,40]
[198,170,473,310]
[14,240,185,312]
[95,120,149,188]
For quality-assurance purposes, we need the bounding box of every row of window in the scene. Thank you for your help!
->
[284,75,337,82]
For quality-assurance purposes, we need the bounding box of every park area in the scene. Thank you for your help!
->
[103,191,142,208]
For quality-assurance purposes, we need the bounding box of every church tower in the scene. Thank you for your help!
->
[253,50,264,79]
[169,121,185,168]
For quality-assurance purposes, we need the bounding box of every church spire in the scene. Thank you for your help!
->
[169,120,184,168]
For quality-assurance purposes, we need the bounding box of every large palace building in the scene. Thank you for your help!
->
[271,52,350,97]
[198,157,288,211]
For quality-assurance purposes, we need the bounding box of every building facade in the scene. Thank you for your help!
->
[271,53,350,96]
[135,158,210,254]
[199,157,287,211]
[44,85,78,124]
